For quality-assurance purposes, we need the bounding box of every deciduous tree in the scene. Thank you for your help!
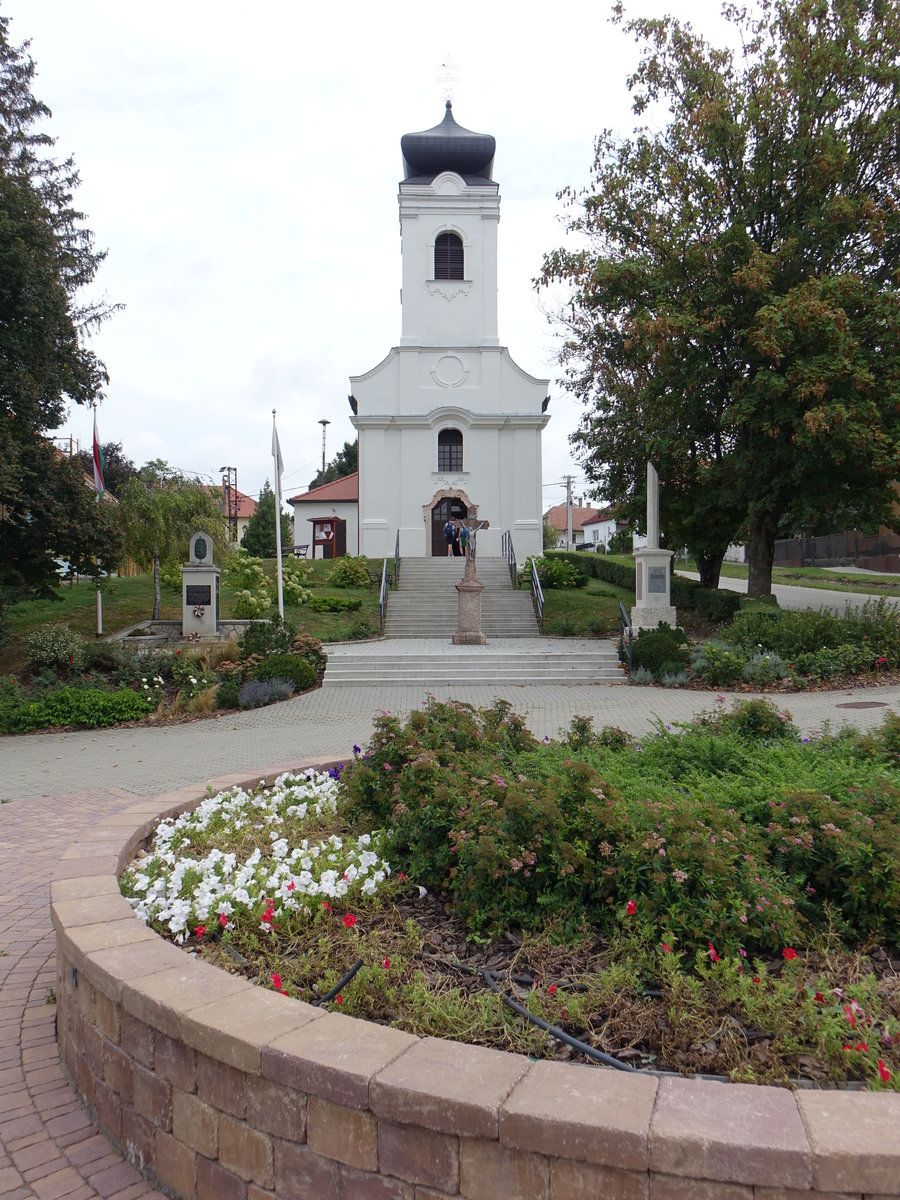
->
[541,0,900,594]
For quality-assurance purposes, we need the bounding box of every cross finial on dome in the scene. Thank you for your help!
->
[437,55,460,104]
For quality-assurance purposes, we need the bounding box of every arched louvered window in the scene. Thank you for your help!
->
[434,232,464,280]
[438,428,463,472]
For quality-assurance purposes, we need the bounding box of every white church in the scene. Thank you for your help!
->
[293,103,549,562]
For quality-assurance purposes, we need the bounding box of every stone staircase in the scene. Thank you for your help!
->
[322,556,625,686]
[383,556,538,638]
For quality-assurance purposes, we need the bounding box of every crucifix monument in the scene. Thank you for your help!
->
[631,463,677,633]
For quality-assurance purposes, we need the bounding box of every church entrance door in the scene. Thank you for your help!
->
[431,498,468,556]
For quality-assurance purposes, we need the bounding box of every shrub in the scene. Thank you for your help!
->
[628,666,654,685]
[0,686,155,733]
[224,549,270,593]
[215,677,241,709]
[659,669,689,688]
[592,557,637,591]
[239,617,297,658]
[726,609,784,650]
[26,624,88,673]
[740,650,789,685]
[718,698,799,741]
[291,634,327,671]
[329,558,371,589]
[254,654,317,692]
[309,595,362,613]
[631,625,688,676]
[693,587,742,622]
[233,589,269,618]
[690,640,748,686]
[790,644,873,680]
[159,563,181,591]
[521,555,581,589]
[238,678,295,709]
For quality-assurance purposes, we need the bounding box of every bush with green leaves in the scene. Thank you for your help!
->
[309,595,362,613]
[239,617,297,659]
[693,587,742,622]
[26,623,88,674]
[159,563,182,592]
[790,644,875,680]
[741,650,789,685]
[233,589,269,618]
[690,639,748,686]
[340,698,900,955]
[215,676,241,709]
[282,576,312,607]
[630,625,688,677]
[329,558,371,589]
[254,654,317,692]
[223,549,270,593]
[0,686,155,733]
[291,634,327,672]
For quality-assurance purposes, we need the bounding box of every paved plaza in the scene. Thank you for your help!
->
[1,646,899,1197]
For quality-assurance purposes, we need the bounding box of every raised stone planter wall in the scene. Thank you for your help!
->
[52,765,900,1200]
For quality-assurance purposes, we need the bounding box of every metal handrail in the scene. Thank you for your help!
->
[531,558,545,632]
[379,559,388,633]
[393,529,400,590]
[501,530,517,588]
[618,601,633,672]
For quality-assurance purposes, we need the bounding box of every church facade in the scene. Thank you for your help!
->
[350,103,550,559]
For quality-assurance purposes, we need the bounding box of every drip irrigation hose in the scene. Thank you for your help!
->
[314,958,364,1006]
[481,969,638,1073]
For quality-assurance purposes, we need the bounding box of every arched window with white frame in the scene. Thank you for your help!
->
[438,428,463,472]
[434,231,464,280]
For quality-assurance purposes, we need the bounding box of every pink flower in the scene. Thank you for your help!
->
[219,913,228,928]
[286,880,295,891]
[342,913,357,928]
[626,899,636,916]
[383,957,390,970]
[270,972,284,992]
[708,942,721,962]
[782,947,798,961]
[878,1059,892,1083]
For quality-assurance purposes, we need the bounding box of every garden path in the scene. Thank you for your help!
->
[1,671,899,1197]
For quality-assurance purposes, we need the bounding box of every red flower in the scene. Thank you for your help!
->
[548,984,558,995]
[270,972,284,992]
[782,947,798,960]
[878,1059,892,1083]
[708,942,721,962]
[193,924,206,938]
[626,899,637,916]
[398,873,408,881]
[336,993,343,1005]
[286,880,295,891]
[560,1008,567,1020]
[843,1005,857,1030]
[660,943,671,954]
[219,913,228,928]
[320,901,332,912]
[383,957,390,970]
[813,991,825,1003]
[342,913,357,928]
[752,976,761,984]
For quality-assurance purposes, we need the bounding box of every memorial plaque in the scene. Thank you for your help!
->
[193,535,208,562]
[186,585,212,606]
[647,566,667,594]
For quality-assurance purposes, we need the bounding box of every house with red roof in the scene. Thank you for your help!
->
[288,472,359,559]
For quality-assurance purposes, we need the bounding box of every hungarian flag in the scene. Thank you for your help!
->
[92,407,105,497]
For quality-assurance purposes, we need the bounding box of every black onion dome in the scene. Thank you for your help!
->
[401,102,495,181]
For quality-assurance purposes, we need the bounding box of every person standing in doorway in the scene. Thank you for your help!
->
[452,524,462,556]
[443,519,456,557]
[459,524,468,557]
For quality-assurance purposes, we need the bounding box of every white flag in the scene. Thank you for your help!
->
[271,417,284,495]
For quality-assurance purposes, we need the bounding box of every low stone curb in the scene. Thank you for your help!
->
[51,761,900,1200]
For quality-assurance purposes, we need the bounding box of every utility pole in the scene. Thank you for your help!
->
[565,475,574,551]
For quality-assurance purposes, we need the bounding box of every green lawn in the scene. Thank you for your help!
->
[540,579,631,637]
[681,560,900,595]
[1,559,384,673]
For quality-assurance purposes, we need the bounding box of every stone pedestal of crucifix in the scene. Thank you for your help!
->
[631,464,677,634]
[453,521,487,645]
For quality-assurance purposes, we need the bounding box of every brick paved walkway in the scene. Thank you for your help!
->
[0,789,166,1199]
[2,672,899,1197]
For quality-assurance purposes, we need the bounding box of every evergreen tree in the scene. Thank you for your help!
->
[241,481,293,559]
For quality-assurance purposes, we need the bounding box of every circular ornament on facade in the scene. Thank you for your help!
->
[431,354,468,388]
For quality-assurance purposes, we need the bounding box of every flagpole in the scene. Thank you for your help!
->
[272,410,285,621]
[92,404,104,636]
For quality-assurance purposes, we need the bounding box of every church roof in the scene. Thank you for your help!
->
[288,472,359,504]
[401,102,495,182]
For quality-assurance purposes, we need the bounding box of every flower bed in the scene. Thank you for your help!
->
[52,764,900,1199]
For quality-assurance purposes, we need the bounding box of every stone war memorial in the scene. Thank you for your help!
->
[181,530,220,639]
[631,462,677,634]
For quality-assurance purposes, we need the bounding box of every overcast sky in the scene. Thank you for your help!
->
[6,0,729,512]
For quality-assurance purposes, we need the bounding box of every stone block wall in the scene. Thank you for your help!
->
[51,766,900,1200]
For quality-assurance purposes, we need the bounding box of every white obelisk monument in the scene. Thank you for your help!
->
[631,463,677,633]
